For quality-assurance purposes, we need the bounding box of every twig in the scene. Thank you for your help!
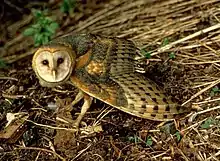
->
[182,118,207,132]
[16,146,66,161]
[189,105,220,121]
[181,78,220,106]
[193,97,220,105]
[177,60,220,65]
[93,106,113,126]
[206,150,220,161]
[71,143,92,161]
[4,0,23,13]
[150,23,220,56]
[27,119,79,132]
[27,120,102,133]
[2,48,36,64]
[0,76,18,81]
[151,150,169,159]
[2,93,27,99]
[177,148,189,161]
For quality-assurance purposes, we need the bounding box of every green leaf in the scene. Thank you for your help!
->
[145,136,153,146]
[23,28,36,36]
[162,38,169,46]
[200,118,215,129]
[32,9,43,19]
[43,31,53,37]
[34,34,44,45]
[210,86,220,96]
[61,0,76,14]
[31,23,41,29]
[140,49,151,59]
[212,87,220,93]
[0,59,7,68]
[42,36,49,44]
[50,22,59,31]
[127,135,140,144]
[61,0,71,13]
[174,131,182,142]
[169,52,176,59]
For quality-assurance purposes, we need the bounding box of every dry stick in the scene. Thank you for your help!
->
[16,147,66,161]
[192,81,215,89]
[181,78,220,106]
[178,60,220,65]
[149,23,220,57]
[0,77,18,81]
[151,150,169,159]
[71,143,92,161]
[177,148,189,161]
[190,105,220,121]
[193,97,220,105]
[27,119,102,133]
[3,48,36,64]
[206,150,220,161]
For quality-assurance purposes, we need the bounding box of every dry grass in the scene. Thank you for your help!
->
[1,0,220,160]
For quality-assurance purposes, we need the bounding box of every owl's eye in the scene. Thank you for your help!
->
[42,60,49,65]
[57,58,64,65]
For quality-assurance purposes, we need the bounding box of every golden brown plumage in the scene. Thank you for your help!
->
[32,34,189,127]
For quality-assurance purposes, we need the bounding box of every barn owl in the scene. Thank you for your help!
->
[32,34,189,127]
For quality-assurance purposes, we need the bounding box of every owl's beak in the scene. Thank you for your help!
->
[52,69,56,80]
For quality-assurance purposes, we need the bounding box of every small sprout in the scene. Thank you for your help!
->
[140,48,151,59]
[61,0,76,14]
[210,86,220,96]
[200,118,215,129]
[0,59,7,68]
[128,135,153,146]
[145,136,153,146]
[169,52,176,59]
[162,37,169,46]
[174,131,182,142]
[23,9,59,46]
[127,135,140,144]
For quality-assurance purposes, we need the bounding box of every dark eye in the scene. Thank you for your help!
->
[42,60,49,65]
[57,58,64,65]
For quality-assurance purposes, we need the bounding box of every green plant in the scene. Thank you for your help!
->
[23,9,59,46]
[174,131,182,142]
[200,117,216,129]
[61,0,76,14]
[169,52,176,59]
[128,135,140,144]
[0,59,7,68]
[145,136,153,146]
[128,135,153,146]
[210,86,220,96]
[140,48,151,59]
[162,37,169,46]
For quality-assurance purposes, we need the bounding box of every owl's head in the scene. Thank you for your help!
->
[32,45,76,87]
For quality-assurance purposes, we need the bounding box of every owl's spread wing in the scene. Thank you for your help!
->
[110,72,189,120]
[69,35,188,120]
[71,70,188,121]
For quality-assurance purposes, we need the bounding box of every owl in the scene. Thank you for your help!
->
[32,34,189,127]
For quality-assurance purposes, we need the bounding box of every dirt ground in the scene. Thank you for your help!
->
[1,0,220,160]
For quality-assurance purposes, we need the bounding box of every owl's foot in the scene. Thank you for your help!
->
[71,90,84,106]
[72,91,93,128]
